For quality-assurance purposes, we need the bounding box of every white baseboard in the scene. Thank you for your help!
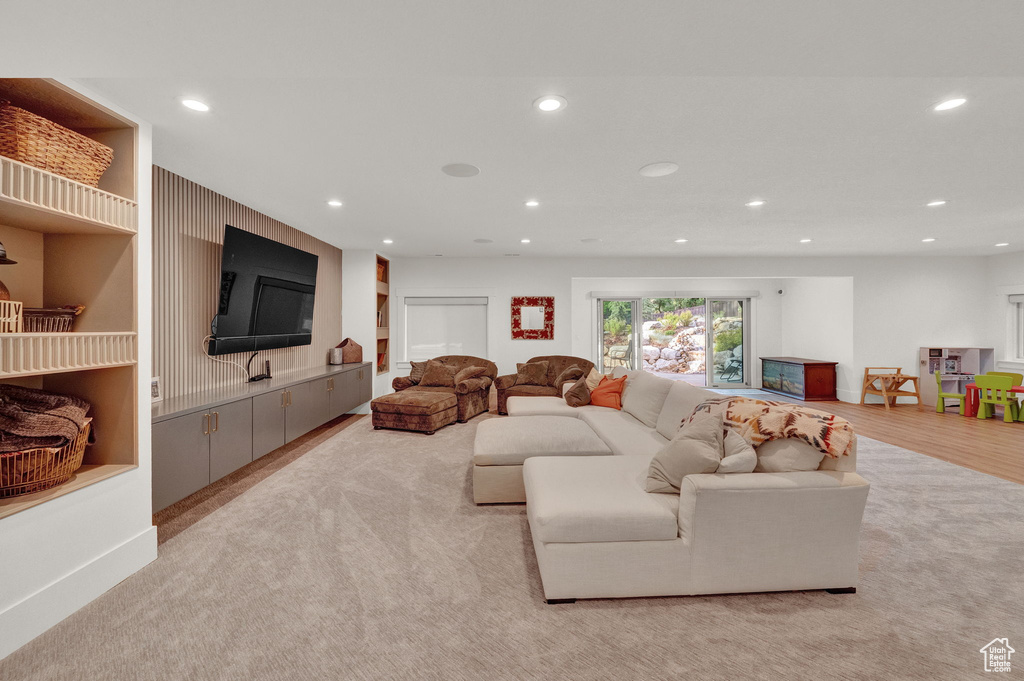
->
[836,388,860,403]
[0,525,158,660]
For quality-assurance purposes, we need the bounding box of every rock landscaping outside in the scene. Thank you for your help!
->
[641,306,743,382]
[642,310,706,378]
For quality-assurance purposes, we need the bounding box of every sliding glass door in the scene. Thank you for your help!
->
[601,295,750,387]
[707,298,749,387]
[598,299,640,373]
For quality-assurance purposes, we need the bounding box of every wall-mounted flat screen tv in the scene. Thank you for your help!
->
[207,225,319,356]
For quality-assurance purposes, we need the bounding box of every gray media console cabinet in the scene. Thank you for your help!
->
[151,363,372,512]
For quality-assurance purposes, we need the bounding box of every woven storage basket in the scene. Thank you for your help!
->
[0,100,114,187]
[0,419,91,498]
[23,308,79,332]
[339,338,363,363]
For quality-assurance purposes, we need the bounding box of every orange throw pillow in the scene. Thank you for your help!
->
[589,375,627,410]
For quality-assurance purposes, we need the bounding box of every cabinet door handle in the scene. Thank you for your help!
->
[212,411,219,432]
[287,390,292,407]
[282,391,287,408]
[203,413,210,435]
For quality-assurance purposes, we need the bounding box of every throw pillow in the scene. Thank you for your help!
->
[515,361,550,386]
[408,360,428,384]
[717,429,757,474]
[646,413,724,494]
[621,369,673,429]
[589,375,627,410]
[754,438,826,472]
[584,367,603,391]
[420,360,456,388]
[564,374,591,407]
[454,365,486,385]
[554,364,584,388]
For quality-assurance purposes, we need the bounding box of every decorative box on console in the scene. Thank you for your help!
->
[760,357,838,401]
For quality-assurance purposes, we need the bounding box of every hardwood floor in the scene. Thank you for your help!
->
[798,399,1024,485]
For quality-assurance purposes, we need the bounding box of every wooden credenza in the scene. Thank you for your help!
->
[760,357,838,401]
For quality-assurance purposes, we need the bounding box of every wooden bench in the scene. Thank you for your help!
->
[860,367,920,411]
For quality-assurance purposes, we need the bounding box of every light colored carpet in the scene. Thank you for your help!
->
[2,415,1022,680]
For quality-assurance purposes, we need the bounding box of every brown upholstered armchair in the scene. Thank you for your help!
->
[495,355,595,415]
[392,355,498,422]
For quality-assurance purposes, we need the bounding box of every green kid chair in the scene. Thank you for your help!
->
[975,375,1021,423]
[986,371,1024,386]
[934,372,966,415]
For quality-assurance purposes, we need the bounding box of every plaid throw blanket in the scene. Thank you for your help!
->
[0,385,91,454]
[687,397,854,459]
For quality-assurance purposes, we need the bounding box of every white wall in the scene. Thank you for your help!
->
[341,249,386,412]
[391,255,994,402]
[0,82,157,660]
[776,277,856,398]
[392,258,572,376]
[986,250,1024,370]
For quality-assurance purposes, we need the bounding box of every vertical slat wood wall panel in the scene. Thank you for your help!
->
[153,167,342,400]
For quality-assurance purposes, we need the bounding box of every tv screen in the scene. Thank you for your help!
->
[207,226,319,356]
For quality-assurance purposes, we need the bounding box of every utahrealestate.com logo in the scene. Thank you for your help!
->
[980,638,1014,673]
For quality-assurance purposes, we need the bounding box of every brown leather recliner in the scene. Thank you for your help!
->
[392,355,498,422]
[494,355,595,415]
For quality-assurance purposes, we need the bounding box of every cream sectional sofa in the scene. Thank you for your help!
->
[472,368,858,504]
[473,368,870,602]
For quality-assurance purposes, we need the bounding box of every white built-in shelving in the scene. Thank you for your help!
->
[0,156,138,235]
[0,332,136,377]
[0,78,140,518]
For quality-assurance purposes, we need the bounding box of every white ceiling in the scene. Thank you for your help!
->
[6,1,1024,257]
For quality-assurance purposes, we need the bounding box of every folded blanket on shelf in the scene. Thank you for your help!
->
[0,385,91,454]
[687,396,855,459]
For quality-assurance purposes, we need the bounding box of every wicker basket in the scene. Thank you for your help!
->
[0,419,91,498]
[0,101,113,187]
[23,307,80,332]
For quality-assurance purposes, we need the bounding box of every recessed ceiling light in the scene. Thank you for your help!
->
[520,239,531,244]
[181,99,209,112]
[534,96,567,112]
[674,239,688,243]
[922,238,936,243]
[926,200,947,207]
[800,239,812,243]
[580,238,601,243]
[524,200,540,207]
[639,162,679,178]
[473,238,493,244]
[934,98,967,112]
[327,199,343,207]
[995,243,1010,247]
[745,200,766,207]
[441,163,480,177]
[382,239,393,244]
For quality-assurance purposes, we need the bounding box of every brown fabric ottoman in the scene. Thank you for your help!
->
[371,390,458,435]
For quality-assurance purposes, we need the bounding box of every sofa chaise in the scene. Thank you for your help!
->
[372,355,497,433]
